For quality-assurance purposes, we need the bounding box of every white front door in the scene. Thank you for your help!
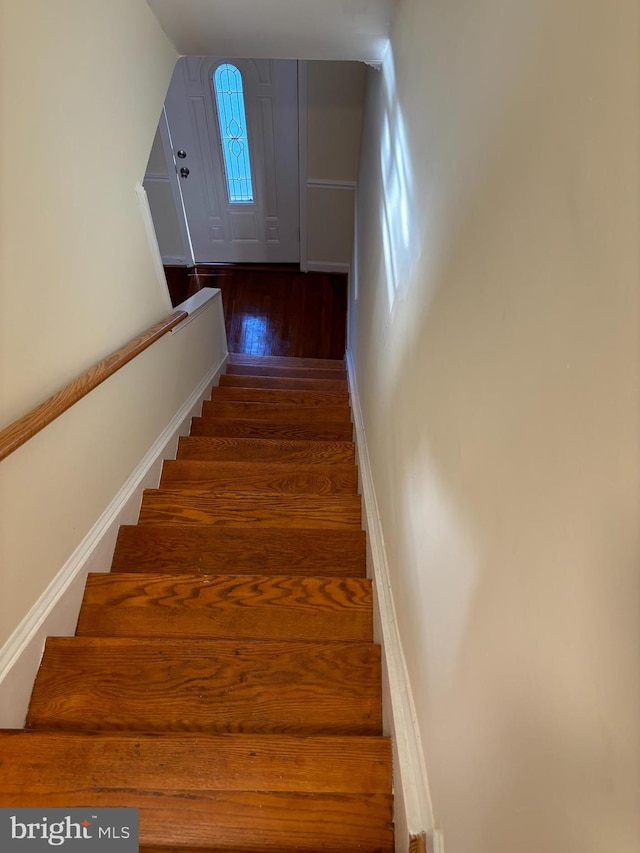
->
[164,57,299,264]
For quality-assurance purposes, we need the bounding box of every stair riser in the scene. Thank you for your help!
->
[219,375,348,393]
[0,731,391,793]
[77,574,373,642]
[0,791,393,853]
[138,492,362,529]
[228,354,346,371]
[111,526,367,577]
[227,364,347,380]
[159,461,358,494]
[211,387,350,406]
[176,437,356,465]
[191,417,353,441]
[202,400,352,424]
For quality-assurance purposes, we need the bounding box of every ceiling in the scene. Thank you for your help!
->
[147,0,396,64]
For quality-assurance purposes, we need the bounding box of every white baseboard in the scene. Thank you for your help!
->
[346,349,436,853]
[0,355,227,729]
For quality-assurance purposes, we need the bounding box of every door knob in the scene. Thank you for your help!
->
[176,150,187,159]
[179,167,190,179]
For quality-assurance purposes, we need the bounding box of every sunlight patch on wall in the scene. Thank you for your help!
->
[379,47,419,315]
[398,442,480,697]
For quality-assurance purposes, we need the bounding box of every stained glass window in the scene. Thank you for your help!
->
[213,63,254,203]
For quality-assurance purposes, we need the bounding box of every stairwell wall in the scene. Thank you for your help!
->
[306,60,366,271]
[348,1,640,852]
[0,3,220,698]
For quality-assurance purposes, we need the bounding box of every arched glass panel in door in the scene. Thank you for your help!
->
[212,63,254,203]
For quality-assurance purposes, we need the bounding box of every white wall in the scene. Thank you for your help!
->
[147,0,394,64]
[0,1,183,650]
[306,61,366,268]
[0,0,177,426]
[349,1,640,851]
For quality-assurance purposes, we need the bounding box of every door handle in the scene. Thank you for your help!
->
[179,167,190,179]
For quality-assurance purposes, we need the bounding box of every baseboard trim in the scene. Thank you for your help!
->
[307,261,351,276]
[0,354,227,728]
[346,348,436,853]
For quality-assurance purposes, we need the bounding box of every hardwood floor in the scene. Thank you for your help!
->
[164,265,348,359]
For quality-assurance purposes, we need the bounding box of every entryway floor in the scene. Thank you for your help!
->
[164,265,348,359]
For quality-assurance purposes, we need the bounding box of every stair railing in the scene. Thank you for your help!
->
[0,309,188,462]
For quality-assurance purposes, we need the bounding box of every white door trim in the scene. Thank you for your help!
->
[298,60,308,273]
[159,105,195,265]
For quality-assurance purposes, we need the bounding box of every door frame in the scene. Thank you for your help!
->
[297,60,308,273]
[162,56,305,266]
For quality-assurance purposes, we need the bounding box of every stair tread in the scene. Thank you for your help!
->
[211,386,350,405]
[26,637,382,735]
[138,490,361,528]
[191,416,353,441]
[77,573,373,641]
[202,399,352,423]
[228,354,346,371]
[227,364,347,380]
[160,460,357,494]
[0,788,393,853]
[111,525,366,576]
[219,374,348,393]
[0,731,390,794]
[177,436,355,464]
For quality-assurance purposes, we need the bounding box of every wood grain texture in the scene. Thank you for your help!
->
[76,573,373,641]
[409,833,428,853]
[177,436,356,465]
[228,354,346,371]
[227,364,347,380]
[6,306,391,852]
[26,637,382,735]
[160,460,358,494]
[0,310,187,462]
[211,386,350,405]
[0,789,393,853]
[191,416,353,441]
[219,374,348,392]
[202,399,351,424]
[138,490,362,528]
[111,525,367,576]
[217,268,347,360]
[0,731,391,794]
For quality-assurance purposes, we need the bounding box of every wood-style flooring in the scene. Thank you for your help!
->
[164,265,347,360]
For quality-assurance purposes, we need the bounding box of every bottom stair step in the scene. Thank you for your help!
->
[0,731,391,796]
[26,637,382,735]
[0,732,392,851]
[1,793,392,853]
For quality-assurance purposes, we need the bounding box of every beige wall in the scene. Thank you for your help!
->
[0,0,177,425]
[0,2,188,649]
[306,61,366,265]
[350,1,640,851]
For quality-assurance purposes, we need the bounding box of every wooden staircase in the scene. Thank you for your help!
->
[0,354,393,852]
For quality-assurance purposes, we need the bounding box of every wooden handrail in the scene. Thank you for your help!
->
[0,309,188,462]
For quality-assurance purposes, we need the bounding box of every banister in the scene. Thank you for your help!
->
[0,309,188,463]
